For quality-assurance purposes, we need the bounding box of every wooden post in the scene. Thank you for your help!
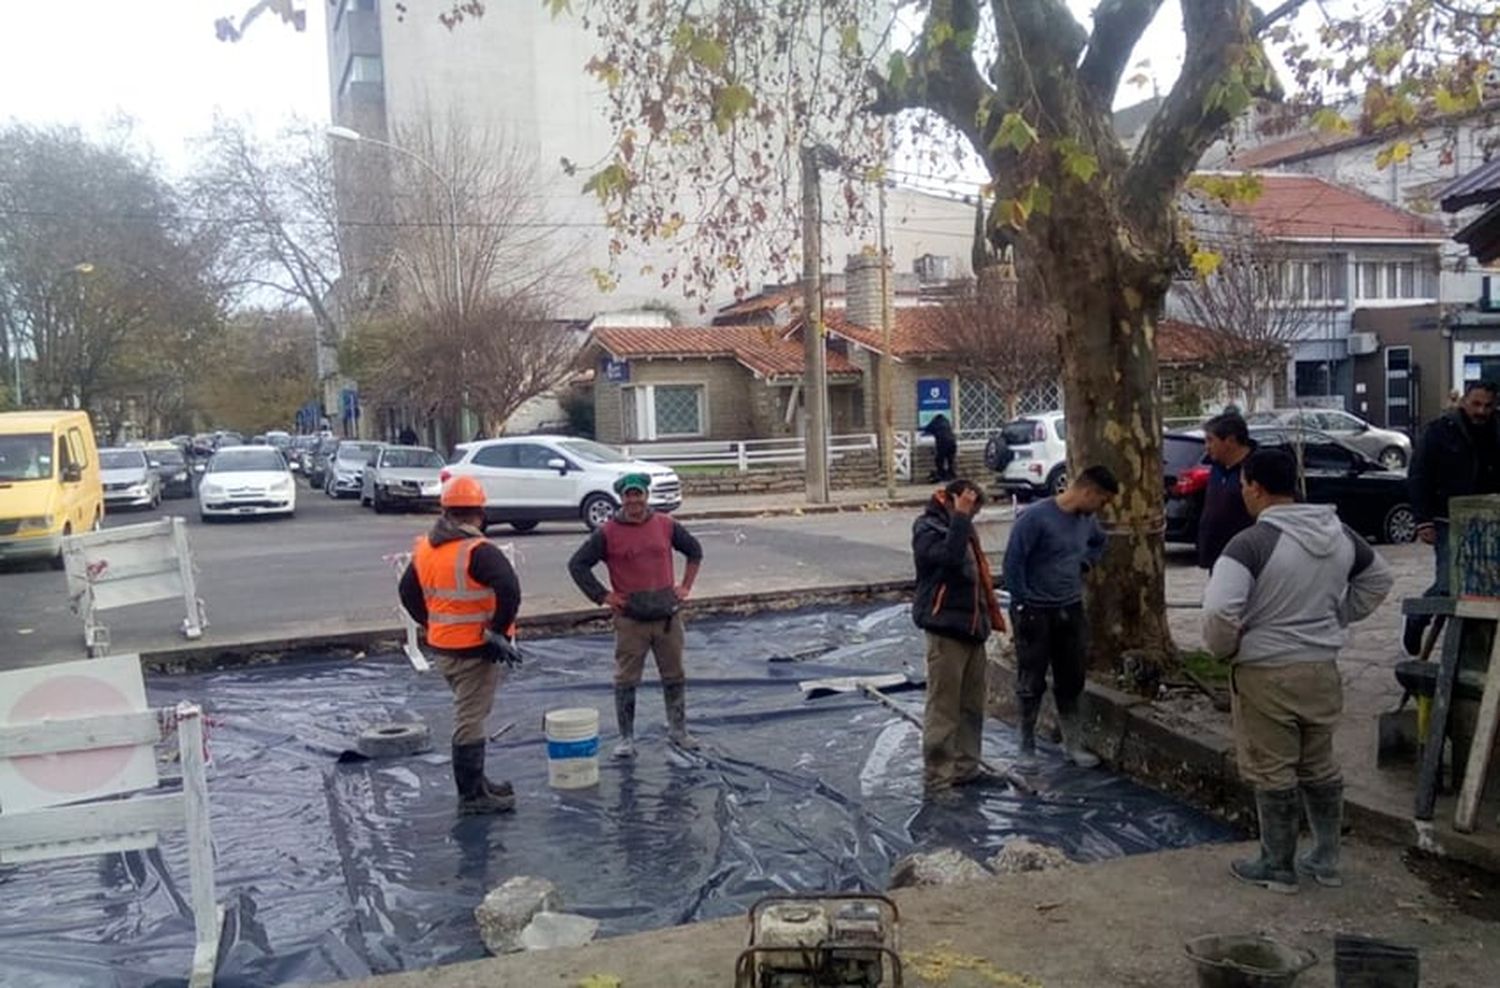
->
[173,517,206,641]
[1415,616,1464,821]
[800,144,830,504]
[878,178,896,501]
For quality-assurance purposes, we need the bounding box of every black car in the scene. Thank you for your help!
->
[1249,426,1417,544]
[1163,432,1209,545]
[146,446,195,499]
[1161,426,1417,546]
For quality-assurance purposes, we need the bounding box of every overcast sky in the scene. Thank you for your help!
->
[0,0,332,175]
[0,0,1184,178]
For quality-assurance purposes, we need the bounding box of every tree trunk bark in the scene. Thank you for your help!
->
[1037,241,1175,673]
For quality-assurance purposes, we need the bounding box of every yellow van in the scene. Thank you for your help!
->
[0,410,104,567]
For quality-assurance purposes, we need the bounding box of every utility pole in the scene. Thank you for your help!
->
[800,145,831,504]
[878,179,896,500]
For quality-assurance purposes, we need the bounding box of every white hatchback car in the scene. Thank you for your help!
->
[444,436,682,531]
[986,410,1070,497]
[197,446,296,521]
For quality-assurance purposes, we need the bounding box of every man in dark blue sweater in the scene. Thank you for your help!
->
[1197,412,1255,569]
[1003,465,1117,772]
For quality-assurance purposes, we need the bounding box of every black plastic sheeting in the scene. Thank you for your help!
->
[0,605,1236,987]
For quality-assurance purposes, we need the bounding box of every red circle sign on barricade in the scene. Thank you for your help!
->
[10,676,138,793]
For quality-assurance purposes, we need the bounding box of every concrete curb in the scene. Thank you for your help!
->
[138,578,917,672]
[984,651,1500,873]
[673,496,928,521]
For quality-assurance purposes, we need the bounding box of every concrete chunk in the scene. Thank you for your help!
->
[889,848,991,888]
[518,911,601,951]
[987,838,1072,875]
[475,876,562,955]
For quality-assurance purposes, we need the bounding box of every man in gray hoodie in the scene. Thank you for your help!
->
[1203,448,1393,893]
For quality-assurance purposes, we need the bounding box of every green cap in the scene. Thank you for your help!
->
[614,472,652,495]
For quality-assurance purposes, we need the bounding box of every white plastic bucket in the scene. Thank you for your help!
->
[544,707,600,789]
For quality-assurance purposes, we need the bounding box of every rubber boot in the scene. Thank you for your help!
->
[452,742,515,815]
[1015,698,1042,775]
[1057,707,1101,769]
[612,684,638,760]
[1231,788,1300,894]
[1296,781,1344,888]
[663,681,701,751]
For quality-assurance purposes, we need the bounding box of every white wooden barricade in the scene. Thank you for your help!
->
[63,517,208,656]
[0,656,222,986]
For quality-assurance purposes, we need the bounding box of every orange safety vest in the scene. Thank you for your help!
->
[412,535,510,650]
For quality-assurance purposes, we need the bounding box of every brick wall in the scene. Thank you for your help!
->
[592,357,755,443]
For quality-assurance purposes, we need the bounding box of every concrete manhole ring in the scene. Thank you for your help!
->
[356,722,432,758]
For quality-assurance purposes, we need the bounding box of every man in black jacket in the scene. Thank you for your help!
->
[911,479,1006,791]
[1197,412,1255,569]
[1404,381,1500,653]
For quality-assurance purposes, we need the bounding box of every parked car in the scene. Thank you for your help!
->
[444,435,683,531]
[213,431,244,450]
[197,446,296,521]
[143,443,194,499]
[1162,432,1210,545]
[985,411,1069,497]
[324,441,383,499]
[304,435,340,488]
[0,410,104,567]
[1245,407,1411,471]
[1250,426,1418,543]
[99,447,162,511]
[361,445,445,512]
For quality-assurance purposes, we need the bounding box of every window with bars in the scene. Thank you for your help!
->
[654,385,704,437]
[621,384,706,439]
[958,378,1007,433]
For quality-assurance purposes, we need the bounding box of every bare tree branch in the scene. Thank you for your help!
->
[1078,0,1166,104]
[868,0,994,153]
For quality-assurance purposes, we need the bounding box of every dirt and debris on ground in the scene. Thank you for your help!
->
[337,839,1496,988]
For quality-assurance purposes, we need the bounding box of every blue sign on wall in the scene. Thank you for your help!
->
[603,358,630,383]
[916,378,952,428]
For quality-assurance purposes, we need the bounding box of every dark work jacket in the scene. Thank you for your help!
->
[1410,410,1500,524]
[911,501,994,644]
[399,517,522,658]
[1197,456,1255,569]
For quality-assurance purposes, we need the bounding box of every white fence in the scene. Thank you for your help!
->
[620,431,996,481]
[63,517,207,657]
[0,656,222,986]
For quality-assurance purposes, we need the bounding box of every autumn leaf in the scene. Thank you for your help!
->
[689,36,726,72]
[838,23,861,57]
[992,111,1038,154]
[1190,250,1223,278]
[1056,138,1098,184]
[711,83,756,133]
[544,0,572,17]
[1309,108,1352,135]
[886,52,909,91]
[583,162,630,203]
[998,197,1030,228]
[576,975,623,988]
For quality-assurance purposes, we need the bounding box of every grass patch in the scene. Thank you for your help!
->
[1180,649,1231,684]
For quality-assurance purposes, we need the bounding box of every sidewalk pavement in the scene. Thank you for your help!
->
[340,839,1496,988]
[1160,542,1500,868]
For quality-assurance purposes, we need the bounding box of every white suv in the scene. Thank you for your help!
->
[986,411,1069,497]
[444,436,683,531]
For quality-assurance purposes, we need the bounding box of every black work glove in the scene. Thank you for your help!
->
[483,630,522,668]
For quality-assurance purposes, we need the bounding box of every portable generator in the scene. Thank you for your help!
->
[734,892,902,987]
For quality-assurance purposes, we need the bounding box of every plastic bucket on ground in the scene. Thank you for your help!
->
[1185,934,1317,988]
[544,707,600,789]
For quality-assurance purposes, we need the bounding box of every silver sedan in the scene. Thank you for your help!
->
[1245,408,1411,471]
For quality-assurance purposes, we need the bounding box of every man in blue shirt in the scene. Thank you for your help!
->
[1003,465,1118,772]
[1197,413,1255,569]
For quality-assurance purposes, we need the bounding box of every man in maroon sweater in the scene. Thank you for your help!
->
[569,473,704,758]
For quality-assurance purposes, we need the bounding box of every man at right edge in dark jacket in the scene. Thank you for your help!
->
[1404,380,1500,653]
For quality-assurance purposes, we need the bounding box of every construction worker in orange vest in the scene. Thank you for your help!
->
[399,475,522,814]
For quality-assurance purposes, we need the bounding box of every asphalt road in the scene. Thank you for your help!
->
[1,477,1017,667]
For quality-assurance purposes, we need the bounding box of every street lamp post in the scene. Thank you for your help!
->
[326,125,470,440]
[325,126,463,314]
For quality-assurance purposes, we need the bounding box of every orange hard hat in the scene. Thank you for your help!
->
[440,475,486,509]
